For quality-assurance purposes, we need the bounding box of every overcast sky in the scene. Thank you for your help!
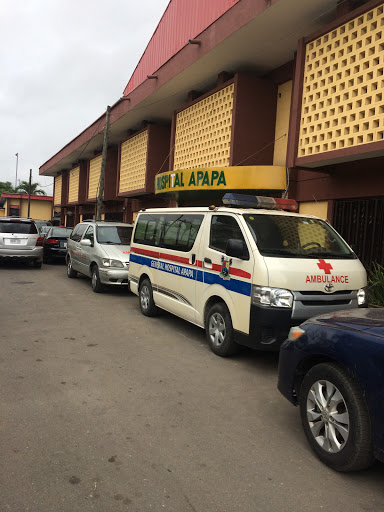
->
[0,0,170,194]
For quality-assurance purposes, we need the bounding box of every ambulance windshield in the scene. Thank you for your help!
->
[243,214,355,259]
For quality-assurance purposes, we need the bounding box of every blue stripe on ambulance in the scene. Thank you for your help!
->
[130,253,252,297]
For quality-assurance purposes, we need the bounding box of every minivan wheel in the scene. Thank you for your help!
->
[139,278,158,317]
[67,258,77,278]
[91,265,104,293]
[32,260,42,269]
[205,302,239,357]
[299,363,374,472]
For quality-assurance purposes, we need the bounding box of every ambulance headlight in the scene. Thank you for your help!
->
[357,287,366,306]
[252,286,293,308]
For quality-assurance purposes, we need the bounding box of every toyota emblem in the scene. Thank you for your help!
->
[324,283,334,293]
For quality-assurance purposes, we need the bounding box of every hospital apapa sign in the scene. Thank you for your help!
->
[154,166,286,194]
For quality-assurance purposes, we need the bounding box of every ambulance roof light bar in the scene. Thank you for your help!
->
[222,193,298,211]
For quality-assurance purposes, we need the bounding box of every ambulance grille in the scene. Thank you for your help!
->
[299,290,353,296]
[297,290,354,306]
[292,290,357,319]
[300,299,351,307]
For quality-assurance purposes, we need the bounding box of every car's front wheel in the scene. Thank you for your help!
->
[299,362,374,472]
[91,265,104,293]
[67,257,77,278]
[205,302,239,357]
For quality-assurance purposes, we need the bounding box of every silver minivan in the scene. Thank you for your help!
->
[66,220,133,292]
[0,217,43,268]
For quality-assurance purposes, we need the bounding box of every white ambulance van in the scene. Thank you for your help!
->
[129,194,367,356]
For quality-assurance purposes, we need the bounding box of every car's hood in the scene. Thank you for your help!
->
[303,308,384,337]
[100,244,130,262]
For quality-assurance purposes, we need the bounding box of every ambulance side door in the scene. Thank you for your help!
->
[196,213,253,333]
[155,213,204,323]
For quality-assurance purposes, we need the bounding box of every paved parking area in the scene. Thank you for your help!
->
[1,261,384,511]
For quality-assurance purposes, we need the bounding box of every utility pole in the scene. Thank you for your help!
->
[15,153,19,190]
[27,169,32,218]
[96,105,111,221]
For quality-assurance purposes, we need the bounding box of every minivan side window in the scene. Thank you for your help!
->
[83,226,94,242]
[210,215,246,253]
[71,224,87,242]
[134,214,203,252]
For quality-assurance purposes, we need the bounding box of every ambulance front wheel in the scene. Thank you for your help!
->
[205,302,240,357]
[139,278,159,317]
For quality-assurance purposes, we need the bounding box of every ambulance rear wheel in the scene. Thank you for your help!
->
[139,278,158,317]
[205,302,239,357]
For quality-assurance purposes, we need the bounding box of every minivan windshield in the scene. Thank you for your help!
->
[243,213,355,259]
[96,225,133,245]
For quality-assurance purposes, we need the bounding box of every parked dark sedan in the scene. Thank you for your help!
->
[278,308,384,472]
[43,227,72,263]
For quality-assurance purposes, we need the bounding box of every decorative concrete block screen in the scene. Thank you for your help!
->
[119,130,148,192]
[54,175,62,206]
[298,4,384,157]
[173,84,234,170]
[68,166,80,203]
[88,155,102,199]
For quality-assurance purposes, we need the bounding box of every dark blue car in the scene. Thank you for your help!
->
[278,308,384,472]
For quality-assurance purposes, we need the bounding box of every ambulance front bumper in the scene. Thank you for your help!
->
[234,291,366,351]
[234,304,294,351]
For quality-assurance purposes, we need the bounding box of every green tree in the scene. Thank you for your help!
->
[15,181,46,196]
[0,181,16,194]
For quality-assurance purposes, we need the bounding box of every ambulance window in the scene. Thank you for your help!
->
[163,216,180,246]
[145,220,157,242]
[244,214,354,258]
[210,215,246,253]
[178,215,203,249]
[154,216,165,246]
[161,214,203,251]
[133,215,162,245]
[133,217,147,242]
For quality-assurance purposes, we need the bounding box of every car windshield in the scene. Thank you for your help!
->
[96,225,133,245]
[35,221,51,229]
[51,227,72,237]
[0,221,37,234]
[243,213,355,259]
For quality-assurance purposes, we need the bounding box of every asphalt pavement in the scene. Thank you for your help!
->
[1,261,384,512]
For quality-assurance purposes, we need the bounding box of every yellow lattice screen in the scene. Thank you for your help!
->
[88,155,102,199]
[119,131,148,192]
[173,84,234,170]
[68,166,79,203]
[54,175,62,206]
[298,4,384,157]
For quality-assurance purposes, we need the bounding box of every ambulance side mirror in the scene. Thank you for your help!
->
[226,239,248,260]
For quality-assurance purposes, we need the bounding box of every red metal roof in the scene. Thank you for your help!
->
[1,193,53,201]
[123,0,241,96]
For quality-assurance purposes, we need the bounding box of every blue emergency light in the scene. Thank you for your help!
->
[222,193,298,211]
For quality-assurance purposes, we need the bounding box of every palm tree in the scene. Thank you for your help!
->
[15,181,46,195]
[0,181,16,194]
